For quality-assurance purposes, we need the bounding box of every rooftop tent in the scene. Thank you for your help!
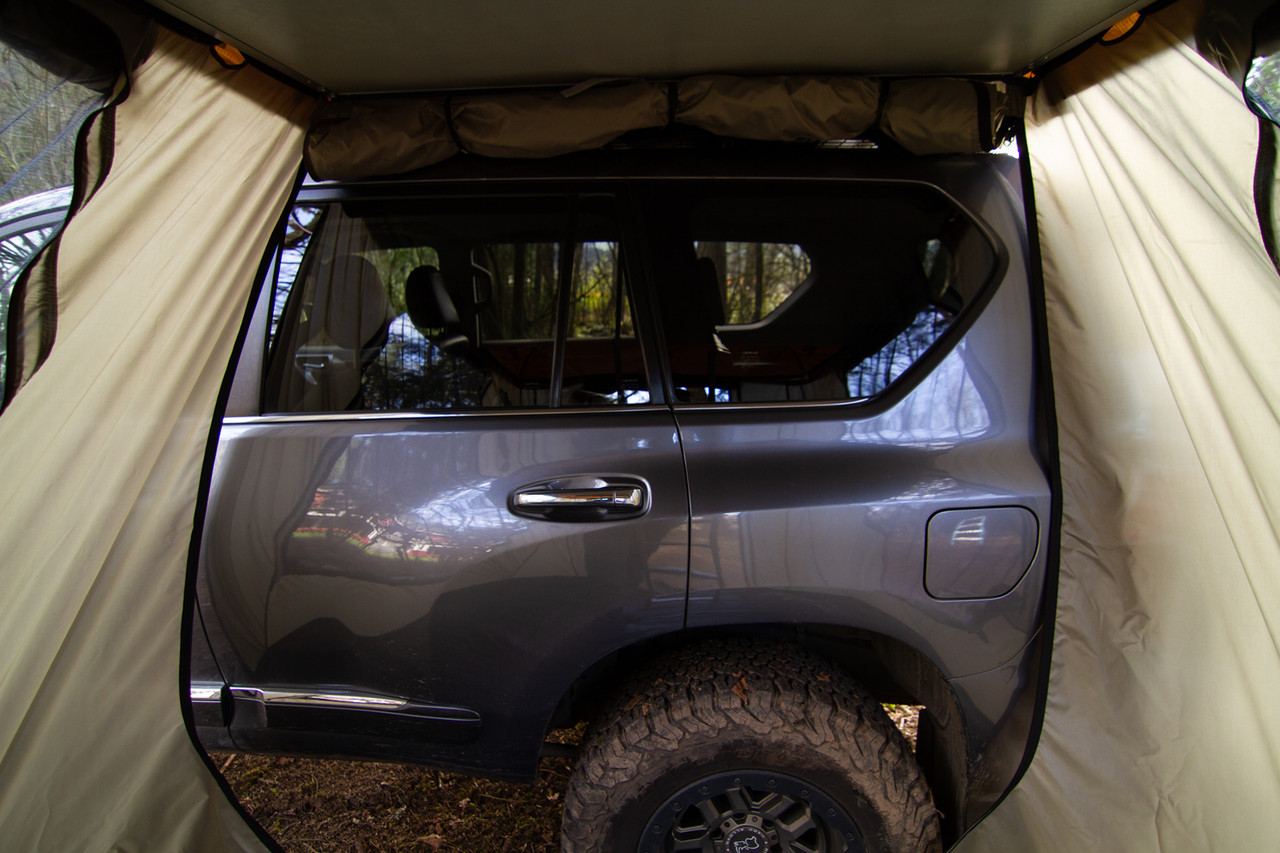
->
[0,0,1277,851]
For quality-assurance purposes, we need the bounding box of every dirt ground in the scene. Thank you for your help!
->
[216,706,919,853]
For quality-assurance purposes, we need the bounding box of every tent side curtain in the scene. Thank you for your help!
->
[306,75,1022,181]
[0,25,312,851]
[960,1,1280,849]
[0,0,154,407]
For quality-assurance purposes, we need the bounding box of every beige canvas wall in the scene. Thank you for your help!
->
[960,5,1280,850]
[0,29,311,851]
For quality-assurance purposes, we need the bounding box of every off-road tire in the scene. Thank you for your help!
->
[561,639,941,853]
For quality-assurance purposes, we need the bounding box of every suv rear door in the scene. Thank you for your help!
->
[197,186,689,773]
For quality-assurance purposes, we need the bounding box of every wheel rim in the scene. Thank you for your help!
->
[636,770,865,853]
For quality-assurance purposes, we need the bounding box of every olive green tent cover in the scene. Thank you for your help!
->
[306,75,1017,180]
[0,1,1278,850]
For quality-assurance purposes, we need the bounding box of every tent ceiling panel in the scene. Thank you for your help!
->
[144,0,1148,94]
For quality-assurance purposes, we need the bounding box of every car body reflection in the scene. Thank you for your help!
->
[286,478,514,583]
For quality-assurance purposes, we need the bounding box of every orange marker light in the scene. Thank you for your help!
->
[212,43,247,68]
[1101,12,1142,44]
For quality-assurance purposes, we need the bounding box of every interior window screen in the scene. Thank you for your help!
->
[651,184,997,405]
[263,194,646,413]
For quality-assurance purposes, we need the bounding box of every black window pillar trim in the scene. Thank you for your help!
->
[548,195,579,408]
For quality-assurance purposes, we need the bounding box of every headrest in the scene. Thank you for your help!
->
[404,265,460,330]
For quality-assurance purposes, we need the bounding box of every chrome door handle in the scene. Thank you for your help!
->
[514,487,643,510]
[510,476,648,521]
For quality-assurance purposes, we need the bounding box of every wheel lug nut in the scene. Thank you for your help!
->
[700,786,710,795]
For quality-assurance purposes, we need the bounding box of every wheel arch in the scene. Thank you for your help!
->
[542,622,969,844]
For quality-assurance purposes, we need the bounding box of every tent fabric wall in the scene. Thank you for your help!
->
[960,5,1280,850]
[0,27,311,851]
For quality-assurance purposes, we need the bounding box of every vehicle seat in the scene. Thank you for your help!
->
[658,245,725,347]
[694,255,726,329]
[288,254,393,412]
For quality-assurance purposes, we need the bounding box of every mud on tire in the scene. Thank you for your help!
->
[561,639,941,853]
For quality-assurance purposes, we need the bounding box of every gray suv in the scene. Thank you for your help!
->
[188,146,1052,852]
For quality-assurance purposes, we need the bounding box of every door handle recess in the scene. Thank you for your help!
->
[510,476,648,522]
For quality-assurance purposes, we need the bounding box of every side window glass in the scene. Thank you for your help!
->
[0,225,59,284]
[655,186,996,405]
[561,241,648,405]
[263,195,648,413]
[844,237,965,397]
[269,205,321,343]
[693,241,810,325]
[477,243,560,341]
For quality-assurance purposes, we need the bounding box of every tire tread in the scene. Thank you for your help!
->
[561,639,941,853]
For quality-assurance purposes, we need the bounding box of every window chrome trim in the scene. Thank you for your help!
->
[224,404,673,425]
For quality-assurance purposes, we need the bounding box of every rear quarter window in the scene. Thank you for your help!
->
[645,182,999,405]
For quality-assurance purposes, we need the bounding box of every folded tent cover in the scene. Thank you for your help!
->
[0,0,1277,850]
[303,75,1018,180]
